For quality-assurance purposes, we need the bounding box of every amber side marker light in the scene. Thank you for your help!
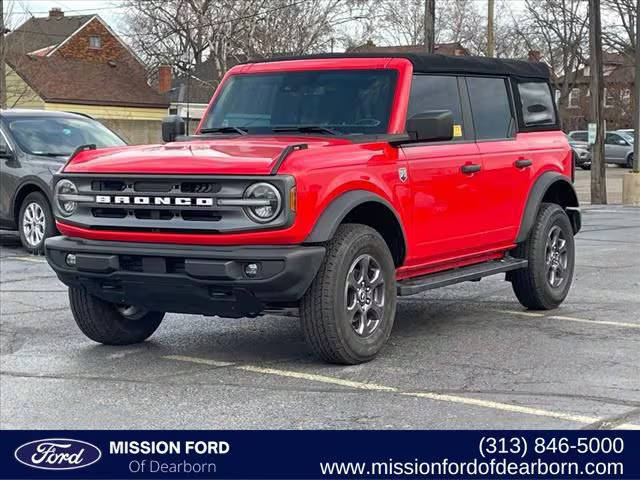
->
[289,186,297,212]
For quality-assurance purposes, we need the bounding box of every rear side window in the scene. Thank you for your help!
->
[518,82,556,126]
[571,131,588,142]
[408,75,463,138]
[466,77,513,140]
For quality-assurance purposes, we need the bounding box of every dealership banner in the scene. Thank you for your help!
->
[1,430,639,479]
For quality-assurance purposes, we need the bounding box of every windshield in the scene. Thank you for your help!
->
[7,116,126,156]
[200,70,396,135]
[617,131,634,143]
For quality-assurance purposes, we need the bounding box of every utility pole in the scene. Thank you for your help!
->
[424,0,435,53]
[589,0,607,204]
[622,0,640,204]
[487,0,495,57]
[1,0,6,109]
[634,0,639,173]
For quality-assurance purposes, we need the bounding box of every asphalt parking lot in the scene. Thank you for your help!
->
[1,204,639,430]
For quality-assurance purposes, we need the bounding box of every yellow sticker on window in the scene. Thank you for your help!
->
[453,124,462,137]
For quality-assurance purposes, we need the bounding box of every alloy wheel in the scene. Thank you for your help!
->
[545,225,569,288]
[344,254,386,337]
[22,202,46,247]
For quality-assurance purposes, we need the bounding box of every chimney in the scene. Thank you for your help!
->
[49,8,64,19]
[528,50,541,62]
[157,65,172,94]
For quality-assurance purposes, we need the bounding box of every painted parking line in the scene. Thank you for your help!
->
[164,355,640,429]
[164,355,234,367]
[5,256,46,263]
[498,310,640,330]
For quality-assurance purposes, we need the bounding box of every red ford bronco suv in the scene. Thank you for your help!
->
[45,54,580,364]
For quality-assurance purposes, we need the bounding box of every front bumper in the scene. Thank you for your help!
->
[45,236,325,318]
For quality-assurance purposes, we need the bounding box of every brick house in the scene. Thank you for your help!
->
[557,53,634,132]
[3,8,169,144]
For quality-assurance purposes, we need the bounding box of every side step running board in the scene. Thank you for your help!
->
[397,257,528,296]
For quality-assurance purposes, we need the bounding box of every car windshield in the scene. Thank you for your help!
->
[200,70,396,135]
[7,116,125,156]
[617,131,634,143]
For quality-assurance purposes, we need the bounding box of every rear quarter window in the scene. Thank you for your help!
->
[518,82,556,126]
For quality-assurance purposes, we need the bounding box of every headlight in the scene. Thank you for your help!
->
[55,179,79,216]
[243,182,282,223]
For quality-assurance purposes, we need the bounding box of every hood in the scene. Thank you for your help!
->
[63,136,352,175]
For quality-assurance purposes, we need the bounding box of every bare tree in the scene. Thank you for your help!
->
[2,0,42,109]
[602,0,636,58]
[511,0,589,110]
[123,0,364,85]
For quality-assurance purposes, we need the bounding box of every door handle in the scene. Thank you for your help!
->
[461,164,481,174]
[515,159,533,168]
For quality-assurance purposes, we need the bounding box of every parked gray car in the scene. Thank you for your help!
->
[567,130,634,167]
[0,110,126,253]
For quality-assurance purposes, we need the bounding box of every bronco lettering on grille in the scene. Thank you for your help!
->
[95,196,214,206]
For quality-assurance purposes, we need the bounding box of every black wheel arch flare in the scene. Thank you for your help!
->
[304,190,407,267]
[516,171,581,244]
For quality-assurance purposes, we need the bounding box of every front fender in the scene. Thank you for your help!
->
[305,189,406,245]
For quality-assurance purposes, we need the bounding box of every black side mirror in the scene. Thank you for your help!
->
[0,146,13,159]
[161,115,185,143]
[406,110,454,142]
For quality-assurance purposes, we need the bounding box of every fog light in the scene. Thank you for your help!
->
[66,253,77,267]
[245,263,259,277]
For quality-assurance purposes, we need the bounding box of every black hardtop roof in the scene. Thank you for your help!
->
[247,53,550,80]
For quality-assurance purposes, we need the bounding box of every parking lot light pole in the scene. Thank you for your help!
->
[622,0,640,203]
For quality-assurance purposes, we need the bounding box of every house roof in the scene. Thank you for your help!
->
[347,41,470,56]
[559,53,633,85]
[168,60,223,105]
[6,14,94,54]
[5,13,168,109]
[6,52,169,108]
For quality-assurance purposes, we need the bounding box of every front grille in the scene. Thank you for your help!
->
[57,174,294,233]
[181,182,220,193]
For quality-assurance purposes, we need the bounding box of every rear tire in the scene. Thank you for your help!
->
[511,203,575,310]
[300,224,397,364]
[69,287,164,345]
[627,153,634,168]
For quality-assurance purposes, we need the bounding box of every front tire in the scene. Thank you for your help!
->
[627,153,634,168]
[69,287,164,345]
[511,203,575,310]
[300,224,397,364]
[18,192,56,254]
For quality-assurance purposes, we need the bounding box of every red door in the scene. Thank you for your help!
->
[403,142,487,266]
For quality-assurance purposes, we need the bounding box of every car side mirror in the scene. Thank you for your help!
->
[406,110,454,142]
[161,115,185,143]
[0,146,13,160]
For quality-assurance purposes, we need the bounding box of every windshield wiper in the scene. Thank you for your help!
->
[272,126,341,136]
[199,126,248,135]
[32,152,70,157]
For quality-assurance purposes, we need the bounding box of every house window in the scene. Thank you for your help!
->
[568,88,580,108]
[89,36,102,49]
[604,88,614,108]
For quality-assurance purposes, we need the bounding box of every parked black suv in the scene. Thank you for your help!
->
[0,110,125,252]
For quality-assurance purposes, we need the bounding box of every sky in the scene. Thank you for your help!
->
[4,0,126,31]
[5,0,530,35]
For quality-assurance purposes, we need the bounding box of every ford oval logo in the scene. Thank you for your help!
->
[14,438,102,470]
